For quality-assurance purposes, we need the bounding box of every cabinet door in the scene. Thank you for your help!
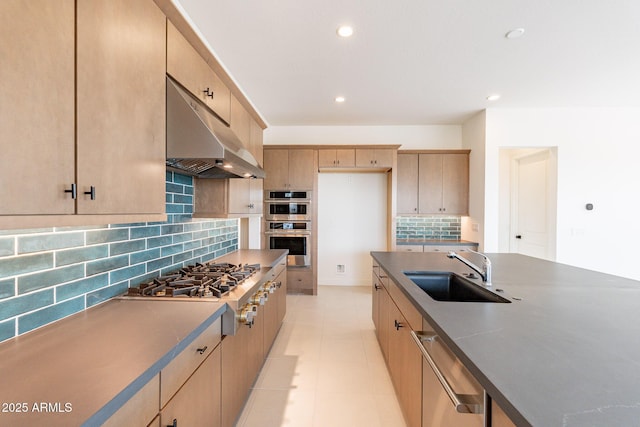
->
[249,179,264,214]
[167,22,230,124]
[221,326,249,427]
[230,95,251,148]
[355,148,376,167]
[276,270,287,324]
[76,0,166,215]
[335,149,356,167]
[389,303,422,427]
[378,285,390,363]
[161,346,221,427]
[355,148,393,168]
[263,149,289,189]
[0,0,75,215]
[418,154,444,214]
[442,154,469,215]
[491,400,517,427]
[228,179,250,214]
[318,149,337,168]
[397,154,419,214]
[103,375,159,427]
[374,149,394,168]
[249,119,264,166]
[288,149,315,189]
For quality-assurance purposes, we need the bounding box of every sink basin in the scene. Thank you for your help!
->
[404,271,511,303]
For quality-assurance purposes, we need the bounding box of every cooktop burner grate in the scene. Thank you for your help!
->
[125,262,260,298]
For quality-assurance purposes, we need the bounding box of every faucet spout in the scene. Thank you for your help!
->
[447,249,492,287]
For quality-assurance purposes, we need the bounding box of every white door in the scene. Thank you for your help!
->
[511,150,555,260]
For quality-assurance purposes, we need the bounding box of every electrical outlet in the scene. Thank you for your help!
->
[472,223,479,232]
[336,264,346,274]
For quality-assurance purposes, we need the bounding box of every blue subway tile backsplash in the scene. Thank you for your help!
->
[396,216,462,240]
[0,172,239,343]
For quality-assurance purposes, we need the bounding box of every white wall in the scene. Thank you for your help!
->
[265,125,461,149]
[483,108,640,280]
[317,173,388,286]
[461,111,486,250]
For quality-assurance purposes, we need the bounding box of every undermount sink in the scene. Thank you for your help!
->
[404,271,511,303]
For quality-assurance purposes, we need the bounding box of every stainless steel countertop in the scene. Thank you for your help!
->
[372,251,640,427]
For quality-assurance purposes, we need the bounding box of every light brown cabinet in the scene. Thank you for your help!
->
[249,119,264,166]
[355,148,394,169]
[76,0,166,216]
[398,152,469,215]
[102,375,160,427]
[373,261,421,426]
[491,400,517,427]
[389,301,423,427]
[1,0,166,225]
[194,178,263,217]
[0,0,75,216]
[161,346,221,427]
[228,179,263,215]
[167,21,230,124]
[318,148,356,168]
[263,148,315,189]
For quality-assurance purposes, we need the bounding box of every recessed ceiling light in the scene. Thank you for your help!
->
[336,25,354,38]
[223,164,233,169]
[487,94,501,101]
[335,96,346,103]
[505,28,525,39]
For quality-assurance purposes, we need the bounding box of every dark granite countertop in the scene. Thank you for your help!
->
[371,251,640,427]
[396,238,479,246]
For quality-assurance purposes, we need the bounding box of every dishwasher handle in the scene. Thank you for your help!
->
[410,330,484,414]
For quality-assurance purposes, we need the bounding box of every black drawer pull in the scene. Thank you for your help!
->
[196,346,208,355]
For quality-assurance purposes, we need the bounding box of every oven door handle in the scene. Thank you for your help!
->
[265,232,311,236]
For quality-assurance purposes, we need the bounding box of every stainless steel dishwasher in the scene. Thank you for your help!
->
[411,318,485,427]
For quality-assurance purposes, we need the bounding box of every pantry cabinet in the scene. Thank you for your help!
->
[167,21,231,124]
[0,0,166,227]
[397,151,469,215]
[263,149,315,189]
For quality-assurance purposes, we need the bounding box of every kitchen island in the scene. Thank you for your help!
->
[372,251,640,426]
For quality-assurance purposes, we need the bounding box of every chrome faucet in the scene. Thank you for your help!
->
[447,249,492,287]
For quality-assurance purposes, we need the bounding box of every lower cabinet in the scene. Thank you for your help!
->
[160,346,221,427]
[491,400,517,427]
[102,375,160,427]
[388,302,422,427]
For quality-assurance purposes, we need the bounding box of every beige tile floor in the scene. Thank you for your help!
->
[237,285,407,427]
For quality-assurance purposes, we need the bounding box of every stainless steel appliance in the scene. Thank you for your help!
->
[265,221,311,267]
[264,190,312,221]
[411,318,485,427]
[121,261,284,335]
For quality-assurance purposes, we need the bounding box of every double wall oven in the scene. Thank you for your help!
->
[265,191,312,267]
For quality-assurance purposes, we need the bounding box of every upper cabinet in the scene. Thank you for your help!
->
[167,22,230,124]
[76,0,166,215]
[0,1,75,216]
[263,149,315,190]
[0,0,166,227]
[355,148,394,169]
[397,151,469,215]
[318,149,356,169]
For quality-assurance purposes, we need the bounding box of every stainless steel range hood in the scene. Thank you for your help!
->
[166,77,265,179]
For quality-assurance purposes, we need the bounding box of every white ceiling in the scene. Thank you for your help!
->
[175,0,640,126]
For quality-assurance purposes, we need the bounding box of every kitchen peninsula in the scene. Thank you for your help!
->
[372,251,640,426]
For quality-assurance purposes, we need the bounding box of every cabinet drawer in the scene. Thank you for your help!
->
[102,374,159,427]
[396,245,424,252]
[160,318,222,407]
[387,279,422,330]
[423,245,475,253]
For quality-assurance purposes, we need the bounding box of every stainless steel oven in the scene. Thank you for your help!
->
[265,221,311,267]
[264,190,312,221]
